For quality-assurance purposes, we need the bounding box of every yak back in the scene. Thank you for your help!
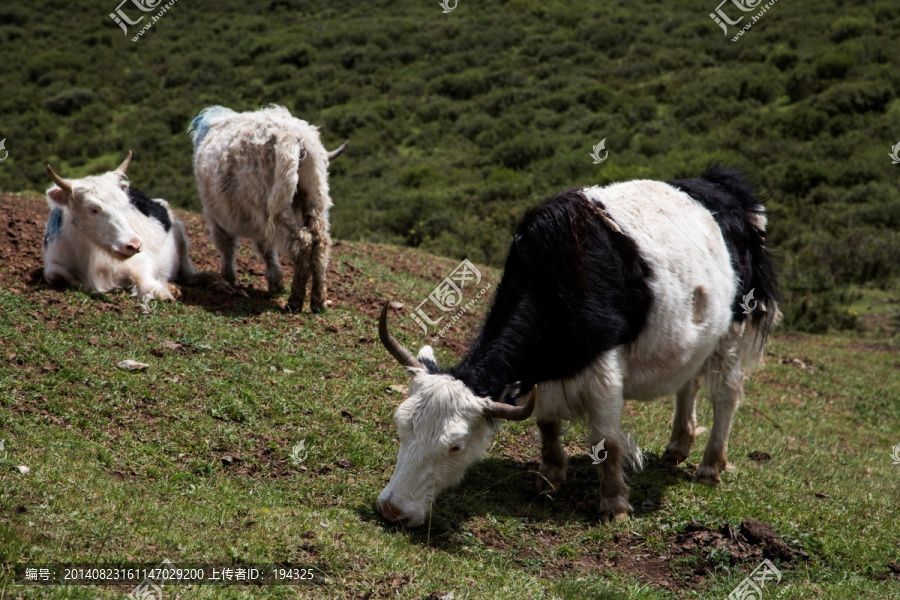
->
[451,188,653,400]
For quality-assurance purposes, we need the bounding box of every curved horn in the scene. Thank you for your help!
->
[379,300,423,370]
[327,139,349,162]
[115,150,133,174]
[484,385,537,421]
[46,164,72,194]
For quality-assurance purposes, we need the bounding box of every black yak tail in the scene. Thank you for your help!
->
[668,164,781,362]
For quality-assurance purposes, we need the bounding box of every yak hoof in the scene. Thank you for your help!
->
[598,495,631,523]
[695,464,723,484]
[165,283,182,301]
[211,278,237,295]
[661,448,689,466]
[285,297,305,312]
[535,464,566,494]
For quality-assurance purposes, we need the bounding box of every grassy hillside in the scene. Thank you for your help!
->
[1,0,899,332]
[1,193,900,599]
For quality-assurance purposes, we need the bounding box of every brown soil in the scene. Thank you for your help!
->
[0,193,484,361]
[0,192,46,291]
[460,517,808,592]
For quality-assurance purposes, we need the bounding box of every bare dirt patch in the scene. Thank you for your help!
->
[460,516,808,592]
[0,193,47,293]
[675,519,808,564]
[0,192,482,356]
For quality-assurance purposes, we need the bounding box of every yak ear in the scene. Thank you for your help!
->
[417,345,440,373]
[48,186,70,206]
[417,345,436,363]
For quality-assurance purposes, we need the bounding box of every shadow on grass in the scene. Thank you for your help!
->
[357,452,696,550]
[178,285,284,317]
[26,267,297,318]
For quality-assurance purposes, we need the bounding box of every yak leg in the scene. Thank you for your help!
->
[592,424,631,522]
[696,330,743,484]
[172,221,196,282]
[308,219,331,313]
[536,420,567,493]
[208,220,238,286]
[587,354,631,522]
[662,376,705,465]
[43,265,77,288]
[282,223,313,311]
[253,240,284,295]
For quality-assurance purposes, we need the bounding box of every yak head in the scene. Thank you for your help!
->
[46,151,143,259]
[376,302,535,527]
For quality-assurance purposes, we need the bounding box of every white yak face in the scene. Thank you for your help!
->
[377,349,495,528]
[48,172,142,258]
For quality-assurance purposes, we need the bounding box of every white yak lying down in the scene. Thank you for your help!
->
[42,152,224,301]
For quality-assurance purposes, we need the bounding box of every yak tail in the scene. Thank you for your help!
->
[669,164,781,367]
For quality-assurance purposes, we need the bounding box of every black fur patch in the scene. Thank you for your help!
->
[667,164,779,337]
[449,189,654,400]
[128,188,171,232]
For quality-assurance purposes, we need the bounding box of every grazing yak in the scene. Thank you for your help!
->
[188,105,348,312]
[377,165,780,527]
[43,152,201,301]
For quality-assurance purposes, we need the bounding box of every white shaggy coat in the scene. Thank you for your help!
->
[191,105,335,312]
[43,169,193,301]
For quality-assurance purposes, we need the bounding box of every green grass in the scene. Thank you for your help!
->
[1,0,900,329]
[1,242,898,599]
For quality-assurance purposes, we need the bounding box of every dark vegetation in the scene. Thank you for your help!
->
[0,0,898,333]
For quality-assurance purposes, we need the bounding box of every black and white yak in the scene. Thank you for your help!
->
[43,152,198,301]
[377,165,780,526]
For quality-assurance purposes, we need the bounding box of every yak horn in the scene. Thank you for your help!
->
[484,385,537,421]
[327,140,349,162]
[115,150,133,174]
[46,164,72,194]
[379,300,423,370]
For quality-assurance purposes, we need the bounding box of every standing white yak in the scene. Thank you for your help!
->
[188,105,348,312]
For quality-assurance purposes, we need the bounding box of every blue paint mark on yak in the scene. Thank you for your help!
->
[43,207,64,248]
[187,105,236,149]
